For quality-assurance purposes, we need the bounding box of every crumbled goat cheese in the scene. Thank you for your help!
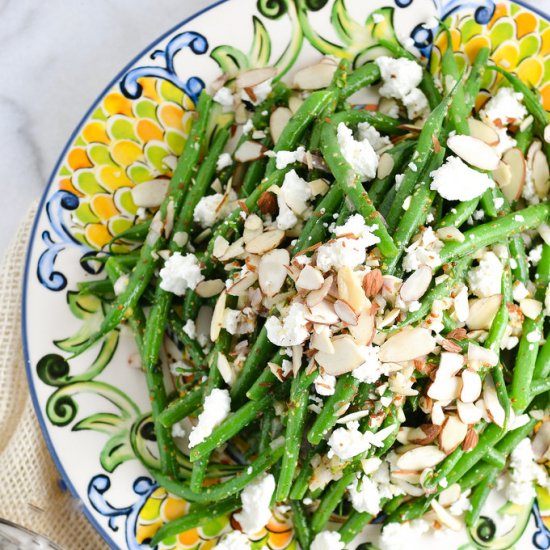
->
[494,197,505,209]
[242,118,254,134]
[234,474,275,535]
[527,330,541,343]
[276,169,312,230]
[430,156,495,201]
[328,421,396,460]
[213,531,251,550]
[348,475,382,515]
[311,531,345,550]
[315,373,336,396]
[375,57,423,100]
[188,388,231,447]
[513,281,529,302]
[265,302,310,347]
[213,87,234,110]
[523,169,541,205]
[379,520,430,550]
[403,227,444,271]
[193,191,236,228]
[352,346,386,384]
[529,244,543,265]
[316,214,380,271]
[171,421,186,439]
[449,490,472,516]
[275,147,306,170]
[113,274,129,296]
[241,79,272,106]
[159,252,204,296]
[223,309,241,335]
[402,87,429,120]
[216,152,232,171]
[506,438,541,504]
[337,122,378,181]
[395,173,405,189]
[357,122,391,152]
[467,251,503,298]
[482,86,527,126]
[183,319,197,339]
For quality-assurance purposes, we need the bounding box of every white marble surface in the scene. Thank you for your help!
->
[0,0,212,257]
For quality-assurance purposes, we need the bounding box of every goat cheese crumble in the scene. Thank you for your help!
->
[430,156,495,201]
[188,388,231,448]
[328,422,396,460]
[337,122,379,181]
[274,147,306,170]
[379,519,430,550]
[315,372,337,396]
[375,56,423,100]
[276,169,312,230]
[216,153,232,171]
[506,438,541,504]
[402,227,444,271]
[352,345,385,383]
[265,302,310,347]
[213,531,251,550]
[357,122,391,152]
[234,474,275,535]
[481,86,527,126]
[467,251,504,298]
[311,531,345,550]
[159,252,204,296]
[213,87,234,110]
[241,79,272,106]
[193,191,236,228]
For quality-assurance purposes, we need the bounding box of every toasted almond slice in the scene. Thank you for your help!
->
[432,402,445,425]
[436,226,465,243]
[499,148,525,202]
[210,290,227,342]
[520,298,543,319]
[227,271,257,296]
[532,420,550,460]
[428,376,461,402]
[293,61,337,90]
[538,222,550,246]
[467,342,498,367]
[243,214,264,244]
[462,427,479,451]
[217,352,235,386]
[460,368,482,403]
[306,275,333,308]
[377,152,395,179]
[292,345,303,376]
[363,269,384,297]
[468,118,499,146]
[430,499,462,530]
[296,265,324,291]
[236,66,277,89]
[466,294,502,330]
[309,178,330,197]
[483,374,506,428]
[195,279,225,298]
[390,470,422,484]
[399,265,432,302]
[348,310,376,346]
[453,285,470,323]
[131,179,169,207]
[334,300,359,326]
[396,445,446,471]
[219,237,245,261]
[288,95,304,114]
[338,266,366,313]
[439,415,468,454]
[533,149,550,198]
[270,107,293,145]
[457,400,483,424]
[492,160,512,192]
[436,352,464,379]
[235,140,266,163]
[447,135,500,170]
[379,327,436,363]
[311,326,334,354]
[527,140,543,168]
[245,229,285,254]
[439,483,462,506]
[306,300,339,325]
[409,424,441,445]
[212,235,230,258]
[258,248,289,297]
[315,334,364,375]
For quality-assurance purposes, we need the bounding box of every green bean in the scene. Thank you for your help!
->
[158,387,203,428]
[167,311,205,368]
[329,109,406,135]
[531,377,550,398]
[482,447,507,470]
[259,405,275,453]
[77,278,114,299]
[276,370,314,501]
[437,204,550,266]
[308,373,359,445]
[265,89,335,176]
[251,81,291,130]
[466,469,497,527]
[291,501,312,550]
[341,62,381,99]
[246,364,279,401]
[319,122,398,258]
[311,471,355,533]
[339,510,374,544]
[289,443,326,501]
[534,336,550,379]
[241,137,271,196]
[108,220,151,246]
[480,187,503,219]
[150,496,240,546]
[387,495,432,524]
[509,235,530,283]
[515,122,534,154]
[436,200,479,229]
[70,92,213,357]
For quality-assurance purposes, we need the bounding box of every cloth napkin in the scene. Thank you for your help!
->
[0,203,107,550]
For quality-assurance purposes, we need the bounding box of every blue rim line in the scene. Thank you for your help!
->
[21,1,227,548]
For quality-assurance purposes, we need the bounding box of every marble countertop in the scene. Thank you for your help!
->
[0,0,211,257]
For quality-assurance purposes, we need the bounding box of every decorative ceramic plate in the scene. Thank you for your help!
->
[22,0,550,548]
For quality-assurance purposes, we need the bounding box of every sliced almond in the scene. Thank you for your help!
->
[532,149,550,198]
[538,222,550,246]
[131,179,169,207]
[219,237,245,262]
[453,286,470,323]
[236,66,277,89]
[468,118,499,146]
[309,178,330,197]
[437,352,464,378]
[227,271,257,296]
[392,478,425,497]
[447,135,500,170]
[492,160,512,194]
[430,499,462,530]
[306,300,339,325]
[457,400,483,425]
[311,326,335,354]
[334,300,359,326]
[432,402,445,425]
[315,334,364,375]
[270,107,292,144]
[460,368,482,403]
[544,124,550,144]
[363,269,384,297]
[439,483,462,507]
[379,328,436,363]
[195,279,225,298]
[377,152,394,179]
[258,248,289,297]
[483,374,506,428]
[467,342,498,367]
[293,61,337,90]
[519,298,543,319]
[428,376,461,402]
[462,427,479,451]
[409,424,441,445]
[288,95,304,114]
[399,265,432,302]
[527,140,543,168]
[292,345,303,376]
[243,214,264,243]
[296,265,324,291]
[217,352,235,385]
[210,290,227,342]
[348,310,376,346]
[499,148,525,202]
[245,229,285,254]
[212,235,230,258]
[436,226,465,243]
[439,415,468,454]
[235,140,266,163]
[466,295,502,330]
[532,420,550,460]
[338,266,366,313]
[306,275,333,308]
[396,445,446,471]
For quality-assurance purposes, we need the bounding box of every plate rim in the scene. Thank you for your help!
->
[21,1,227,547]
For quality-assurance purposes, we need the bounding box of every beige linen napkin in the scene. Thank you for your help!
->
[0,203,107,550]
